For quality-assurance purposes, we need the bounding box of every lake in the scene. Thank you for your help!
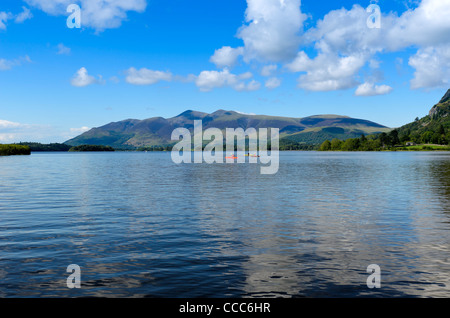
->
[0,151,449,297]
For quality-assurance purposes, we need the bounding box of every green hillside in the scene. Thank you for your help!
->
[397,89,450,144]
[319,89,450,151]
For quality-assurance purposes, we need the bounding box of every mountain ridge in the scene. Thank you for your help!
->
[65,110,391,148]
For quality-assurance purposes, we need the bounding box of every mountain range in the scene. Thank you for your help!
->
[65,110,391,149]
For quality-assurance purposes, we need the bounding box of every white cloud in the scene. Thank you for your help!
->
[15,6,33,23]
[25,0,147,31]
[261,64,277,76]
[57,43,71,55]
[70,126,90,134]
[24,0,71,15]
[0,59,11,71]
[265,77,281,89]
[195,69,239,92]
[125,67,172,85]
[290,1,450,91]
[70,67,99,87]
[195,69,260,92]
[235,79,261,92]
[409,45,450,89]
[0,11,12,30]
[0,55,32,71]
[238,0,307,62]
[238,71,253,80]
[355,82,393,96]
[288,51,367,91]
[210,46,244,69]
[0,119,54,143]
[0,119,22,129]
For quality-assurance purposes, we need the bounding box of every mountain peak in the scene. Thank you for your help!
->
[439,89,450,104]
[175,110,208,119]
[429,88,450,117]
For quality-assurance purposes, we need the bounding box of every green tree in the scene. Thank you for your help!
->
[330,138,343,150]
[341,138,360,151]
[379,132,389,147]
[389,129,399,146]
[421,131,433,144]
[319,140,331,151]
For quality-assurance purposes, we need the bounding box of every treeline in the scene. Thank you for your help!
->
[319,130,400,151]
[319,126,450,151]
[279,139,317,150]
[398,123,449,145]
[15,142,71,152]
[137,145,173,151]
[0,144,31,156]
[68,145,115,152]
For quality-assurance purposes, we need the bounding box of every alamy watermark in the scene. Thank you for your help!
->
[366,264,381,288]
[66,264,81,288]
[170,120,279,175]
[367,3,381,29]
[67,4,81,29]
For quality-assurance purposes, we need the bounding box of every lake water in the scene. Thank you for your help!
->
[1,151,450,298]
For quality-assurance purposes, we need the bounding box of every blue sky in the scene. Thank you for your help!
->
[1,0,450,143]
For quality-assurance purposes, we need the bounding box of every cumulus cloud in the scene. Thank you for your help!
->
[354,82,393,96]
[287,51,367,91]
[289,1,450,91]
[195,69,239,92]
[409,45,450,89]
[238,0,307,62]
[210,46,244,69]
[261,64,278,77]
[195,69,260,92]
[70,67,100,87]
[235,79,261,92]
[265,77,281,89]
[125,67,172,85]
[25,0,147,31]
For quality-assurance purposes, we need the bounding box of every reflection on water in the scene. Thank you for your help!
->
[0,152,449,297]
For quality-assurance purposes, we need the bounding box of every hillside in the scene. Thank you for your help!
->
[319,89,450,151]
[65,110,390,149]
[397,89,450,144]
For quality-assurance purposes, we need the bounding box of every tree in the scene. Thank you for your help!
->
[379,132,389,147]
[330,138,343,150]
[319,140,331,151]
[341,138,360,151]
[389,129,399,146]
[421,131,433,144]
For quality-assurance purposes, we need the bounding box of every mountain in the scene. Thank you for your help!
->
[397,89,450,144]
[65,110,391,148]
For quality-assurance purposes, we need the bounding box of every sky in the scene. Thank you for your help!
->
[1,0,450,143]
